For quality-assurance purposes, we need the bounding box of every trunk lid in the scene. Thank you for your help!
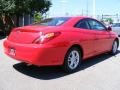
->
[8,25,57,44]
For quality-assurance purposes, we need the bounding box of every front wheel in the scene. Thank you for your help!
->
[62,47,82,73]
[110,40,118,55]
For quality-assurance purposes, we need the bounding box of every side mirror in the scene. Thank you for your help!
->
[107,26,112,31]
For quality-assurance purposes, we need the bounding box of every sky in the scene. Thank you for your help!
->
[48,0,120,17]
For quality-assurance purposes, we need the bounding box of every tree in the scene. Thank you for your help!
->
[0,0,52,35]
[34,11,43,23]
[14,0,52,26]
[105,18,113,24]
[0,0,15,35]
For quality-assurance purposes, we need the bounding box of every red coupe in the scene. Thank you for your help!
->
[4,17,119,73]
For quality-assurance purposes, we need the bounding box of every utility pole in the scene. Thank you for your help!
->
[60,0,67,16]
[86,0,89,16]
[82,9,84,16]
[92,0,96,18]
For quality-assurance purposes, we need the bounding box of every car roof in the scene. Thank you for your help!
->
[52,16,90,19]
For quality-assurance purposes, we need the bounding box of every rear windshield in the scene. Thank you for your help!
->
[33,17,70,26]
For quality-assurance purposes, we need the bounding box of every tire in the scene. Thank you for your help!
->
[62,47,82,73]
[110,40,118,55]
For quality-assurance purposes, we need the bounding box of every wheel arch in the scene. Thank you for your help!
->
[62,44,84,73]
[67,44,84,59]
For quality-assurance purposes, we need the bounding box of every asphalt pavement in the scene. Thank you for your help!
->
[0,38,120,90]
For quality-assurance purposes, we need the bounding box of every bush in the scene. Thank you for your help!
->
[34,12,43,23]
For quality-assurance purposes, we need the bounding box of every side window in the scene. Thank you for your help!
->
[75,20,90,29]
[88,19,106,30]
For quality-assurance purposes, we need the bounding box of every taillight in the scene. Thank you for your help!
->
[33,32,61,44]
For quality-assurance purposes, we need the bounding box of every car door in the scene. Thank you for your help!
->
[88,19,112,54]
[74,19,96,59]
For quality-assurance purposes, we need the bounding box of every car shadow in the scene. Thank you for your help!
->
[13,50,120,80]
[80,51,120,70]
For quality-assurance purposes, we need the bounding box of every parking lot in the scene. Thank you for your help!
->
[0,38,120,90]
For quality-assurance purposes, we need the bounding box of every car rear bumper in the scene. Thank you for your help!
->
[3,40,66,66]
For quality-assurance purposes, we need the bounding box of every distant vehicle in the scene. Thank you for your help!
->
[112,23,120,36]
[3,16,119,73]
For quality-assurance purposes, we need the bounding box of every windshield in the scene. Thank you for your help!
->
[34,17,70,26]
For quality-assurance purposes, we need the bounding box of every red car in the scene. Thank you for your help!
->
[4,17,119,73]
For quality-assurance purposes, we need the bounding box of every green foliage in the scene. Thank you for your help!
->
[29,0,51,14]
[0,0,52,35]
[13,0,51,15]
[0,0,15,14]
[105,18,113,24]
[34,12,43,23]
[0,0,52,15]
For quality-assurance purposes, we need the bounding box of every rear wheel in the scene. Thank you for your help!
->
[62,47,82,73]
[110,40,118,55]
